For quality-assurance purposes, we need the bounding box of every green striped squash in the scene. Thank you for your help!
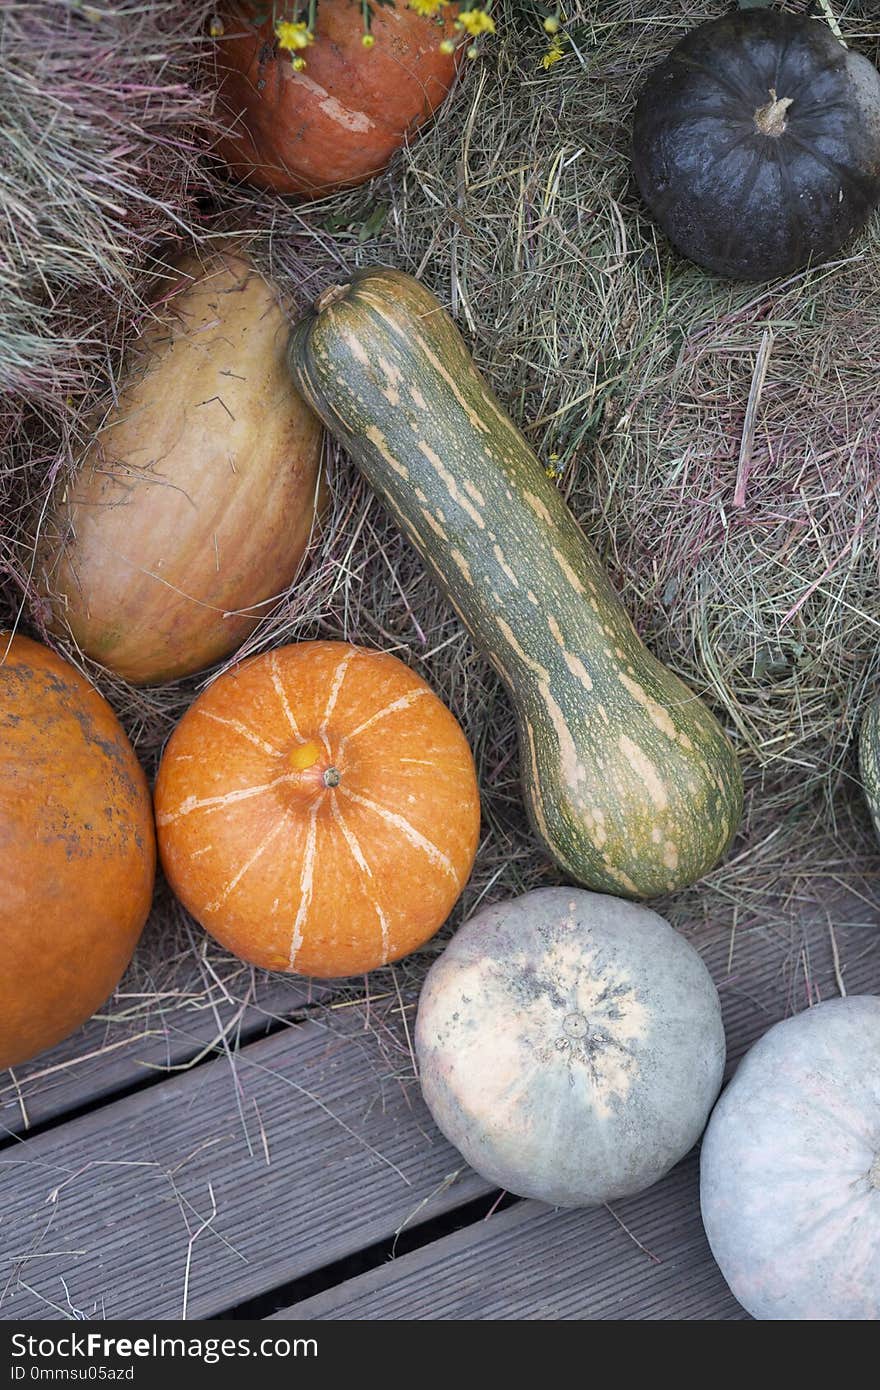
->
[859,697,880,843]
[287,269,742,897]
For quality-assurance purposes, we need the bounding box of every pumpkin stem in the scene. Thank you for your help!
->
[754,89,794,139]
[315,283,351,314]
[323,766,341,788]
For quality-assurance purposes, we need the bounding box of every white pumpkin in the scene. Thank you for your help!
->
[701,994,880,1320]
[415,887,726,1207]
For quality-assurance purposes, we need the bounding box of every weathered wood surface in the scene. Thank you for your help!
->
[0,1009,488,1321]
[0,957,329,1141]
[1,885,877,1321]
[275,1155,745,1320]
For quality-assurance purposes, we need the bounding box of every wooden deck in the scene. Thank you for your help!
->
[2,888,878,1322]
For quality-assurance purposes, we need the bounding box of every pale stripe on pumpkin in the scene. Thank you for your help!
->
[288,798,322,970]
[343,686,429,744]
[197,707,283,758]
[270,650,303,740]
[206,814,289,913]
[337,785,460,885]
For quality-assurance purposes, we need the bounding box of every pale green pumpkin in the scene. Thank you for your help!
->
[287,268,742,897]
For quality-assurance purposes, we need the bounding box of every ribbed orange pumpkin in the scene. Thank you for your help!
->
[213,1,461,196]
[0,635,155,1068]
[154,642,480,977]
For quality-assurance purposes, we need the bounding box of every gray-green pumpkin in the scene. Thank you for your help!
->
[700,996,880,1321]
[415,887,726,1207]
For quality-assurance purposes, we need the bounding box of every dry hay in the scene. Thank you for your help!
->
[2,0,880,1102]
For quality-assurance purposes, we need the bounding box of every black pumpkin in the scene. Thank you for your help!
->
[632,10,880,281]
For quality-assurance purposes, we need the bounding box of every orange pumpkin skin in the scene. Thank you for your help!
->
[36,249,324,685]
[214,2,461,196]
[0,635,156,1069]
[155,641,480,977]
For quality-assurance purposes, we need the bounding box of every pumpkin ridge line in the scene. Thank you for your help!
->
[287,796,323,971]
[269,650,302,740]
[774,145,806,273]
[340,685,430,746]
[673,52,756,108]
[336,783,460,885]
[320,646,358,736]
[197,707,282,758]
[329,793,372,878]
[783,129,878,204]
[718,147,766,269]
[157,771,306,826]
[771,26,798,99]
[205,812,288,913]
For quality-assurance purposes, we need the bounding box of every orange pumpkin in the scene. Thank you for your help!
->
[213,1,461,196]
[155,641,480,977]
[0,635,156,1069]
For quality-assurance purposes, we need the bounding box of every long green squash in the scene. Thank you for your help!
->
[287,269,742,897]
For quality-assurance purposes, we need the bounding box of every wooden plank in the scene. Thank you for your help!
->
[0,1010,489,1321]
[271,899,879,1322]
[274,1154,746,1321]
[0,910,334,1140]
[1,884,876,1321]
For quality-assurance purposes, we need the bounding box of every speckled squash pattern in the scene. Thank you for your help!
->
[858,696,880,844]
[415,888,726,1207]
[287,269,743,899]
[0,634,155,1068]
[633,10,880,281]
[700,995,880,1321]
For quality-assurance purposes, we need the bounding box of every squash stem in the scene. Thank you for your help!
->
[754,89,795,138]
[315,282,351,313]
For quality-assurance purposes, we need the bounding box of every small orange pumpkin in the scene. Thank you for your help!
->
[213,1,461,196]
[155,641,480,977]
[0,635,156,1069]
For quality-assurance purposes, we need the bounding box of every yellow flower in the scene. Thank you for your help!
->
[209,15,225,38]
[456,8,496,37]
[292,55,307,70]
[543,15,560,34]
[275,20,314,52]
[409,0,448,15]
[541,35,566,69]
[362,32,375,47]
[439,38,456,54]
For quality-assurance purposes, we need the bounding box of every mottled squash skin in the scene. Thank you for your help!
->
[858,695,880,843]
[633,10,880,280]
[36,249,323,685]
[214,1,461,196]
[416,888,725,1207]
[288,269,743,898]
[0,635,155,1068]
[701,996,880,1320]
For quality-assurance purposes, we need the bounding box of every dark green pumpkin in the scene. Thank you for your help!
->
[287,268,742,898]
[632,10,880,281]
